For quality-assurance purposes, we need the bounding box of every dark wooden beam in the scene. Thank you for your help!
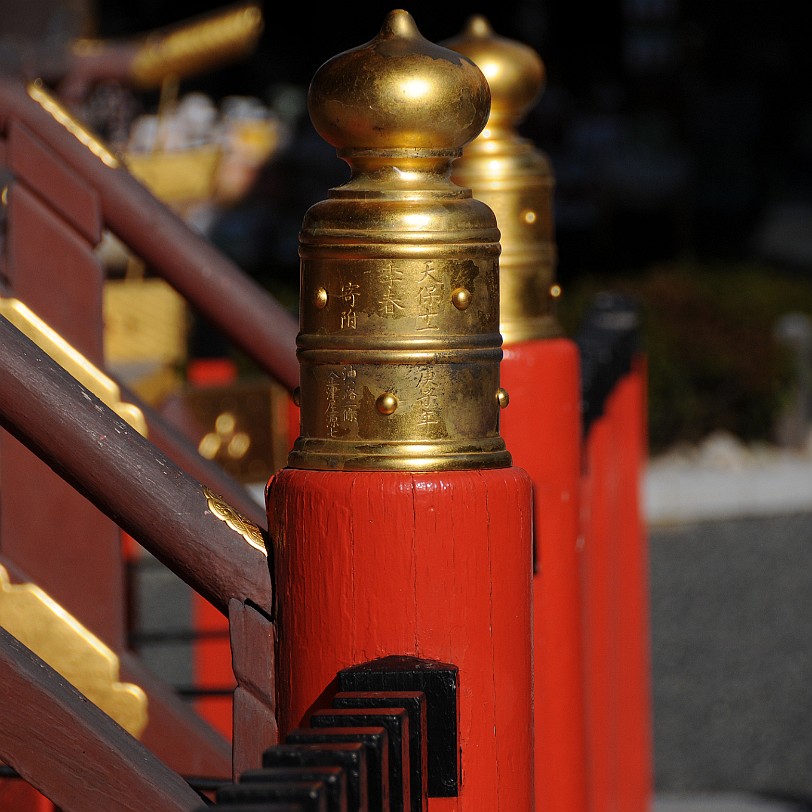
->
[0,626,206,812]
[0,313,273,617]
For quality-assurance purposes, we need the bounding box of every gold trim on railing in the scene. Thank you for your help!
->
[203,485,267,555]
[0,298,147,437]
[0,565,148,738]
[26,80,120,169]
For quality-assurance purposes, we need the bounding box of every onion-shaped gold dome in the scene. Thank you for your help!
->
[289,10,512,472]
[444,15,563,344]
[308,9,490,152]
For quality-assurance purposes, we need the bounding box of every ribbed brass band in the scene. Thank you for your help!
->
[292,247,509,471]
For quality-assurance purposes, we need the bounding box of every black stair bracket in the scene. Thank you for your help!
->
[236,767,348,812]
[310,707,410,812]
[286,727,389,812]
[210,656,459,811]
[337,656,459,798]
[217,778,328,811]
[332,692,427,812]
[262,743,368,812]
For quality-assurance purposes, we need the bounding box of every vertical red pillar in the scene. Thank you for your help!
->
[501,338,586,810]
[268,11,534,809]
[268,468,533,810]
[578,297,652,812]
[446,18,588,811]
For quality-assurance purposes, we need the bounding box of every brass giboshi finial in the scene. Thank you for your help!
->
[444,15,564,344]
[288,9,512,472]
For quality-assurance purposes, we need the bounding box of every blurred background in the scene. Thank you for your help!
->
[4,0,812,807]
[7,0,810,456]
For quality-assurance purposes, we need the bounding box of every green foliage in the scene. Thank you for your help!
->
[556,262,812,454]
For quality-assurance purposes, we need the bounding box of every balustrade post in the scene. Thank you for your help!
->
[266,11,534,809]
[446,18,588,812]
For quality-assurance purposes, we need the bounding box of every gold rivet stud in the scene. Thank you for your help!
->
[550,284,562,299]
[496,387,509,408]
[376,392,398,415]
[292,387,301,407]
[451,287,472,310]
[314,287,328,309]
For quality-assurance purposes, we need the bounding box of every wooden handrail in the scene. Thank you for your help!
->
[0,313,273,618]
[119,380,267,528]
[0,76,300,394]
[0,626,204,812]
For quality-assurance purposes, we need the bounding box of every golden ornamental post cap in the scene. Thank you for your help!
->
[443,15,544,131]
[307,9,491,152]
[289,10,511,472]
[444,16,563,344]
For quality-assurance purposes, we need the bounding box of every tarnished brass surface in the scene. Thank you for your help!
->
[0,565,148,738]
[130,3,263,88]
[445,16,563,344]
[27,80,120,169]
[0,297,147,436]
[289,9,511,471]
[203,485,267,555]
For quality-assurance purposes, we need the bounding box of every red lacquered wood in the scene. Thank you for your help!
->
[581,359,652,812]
[268,467,534,811]
[8,120,102,245]
[193,594,235,740]
[580,415,618,812]
[0,782,55,811]
[609,358,653,812]
[229,598,279,780]
[5,182,104,363]
[500,337,588,812]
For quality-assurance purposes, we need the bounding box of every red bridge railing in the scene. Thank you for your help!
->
[0,7,653,811]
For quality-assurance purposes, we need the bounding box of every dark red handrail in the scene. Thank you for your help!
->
[0,312,273,617]
[0,77,300,395]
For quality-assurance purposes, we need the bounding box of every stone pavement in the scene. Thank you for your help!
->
[654,793,810,810]
[647,432,812,807]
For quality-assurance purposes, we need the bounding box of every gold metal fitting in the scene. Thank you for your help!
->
[444,16,564,344]
[130,3,264,88]
[288,9,511,472]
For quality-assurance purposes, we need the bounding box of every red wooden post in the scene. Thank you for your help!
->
[267,11,534,809]
[578,296,653,812]
[446,18,588,812]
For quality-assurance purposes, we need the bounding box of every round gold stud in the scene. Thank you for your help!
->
[376,392,398,415]
[496,388,509,408]
[314,287,328,309]
[292,387,301,407]
[550,284,562,299]
[451,287,472,310]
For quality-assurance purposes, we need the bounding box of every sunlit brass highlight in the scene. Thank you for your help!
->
[497,387,510,408]
[203,485,267,555]
[451,287,473,311]
[444,16,563,343]
[1,297,147,436]
[0,565,148,737]
[289,9,510,471]
[376,393,399,415]
[27,81,120,169]
[130,3,264,88]
[314,287,329,309]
